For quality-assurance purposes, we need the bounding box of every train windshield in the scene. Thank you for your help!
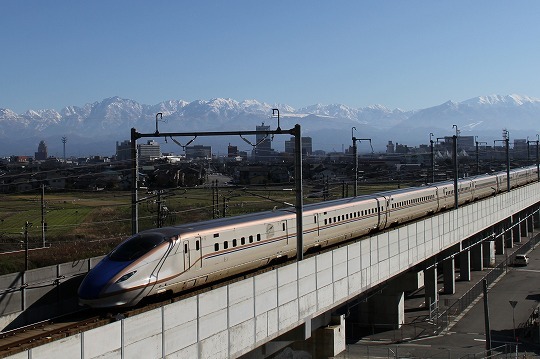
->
[108,233,166,261]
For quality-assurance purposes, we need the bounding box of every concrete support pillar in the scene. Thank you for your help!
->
[346,275,411,336]
[443,256,455,294]
[483,241,495,267]
[495,223,505,255]
[370,290,405,328]
[527,211,534,234]
[471,240,483,271]
[424,260,438,308]
[505,218,514,248]
[297,315,346,359]
[459,249,471,281]
[521,213,528,238]
[513,214,521,243]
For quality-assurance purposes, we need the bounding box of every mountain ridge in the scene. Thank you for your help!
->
[1,94,540,156]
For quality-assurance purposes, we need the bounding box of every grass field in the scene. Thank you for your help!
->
[0,181,404,274]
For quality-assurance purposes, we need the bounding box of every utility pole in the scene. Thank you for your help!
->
[351,127,372,197]
[475,139,487,175]
[483,279,492,357]
[452,125,459,210]
[130,112,305,261]
[430,133,435,183]
[41,184,46,247]
[495,130,511,192]
[156,191,163,228]
[536,135,539,182]
[61,136,67,164]
[24,221,32,271]
[505,130,510,192]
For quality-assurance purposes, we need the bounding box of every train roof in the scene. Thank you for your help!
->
[140,193,381,238]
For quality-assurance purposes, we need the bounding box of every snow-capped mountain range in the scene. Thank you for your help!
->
[1,94,540,156]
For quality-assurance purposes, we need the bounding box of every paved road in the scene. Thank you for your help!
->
[339,238,540,358]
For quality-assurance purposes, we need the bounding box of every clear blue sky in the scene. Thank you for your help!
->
[2,1,540,113]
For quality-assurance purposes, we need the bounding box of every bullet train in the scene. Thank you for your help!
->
[78,165,539,308]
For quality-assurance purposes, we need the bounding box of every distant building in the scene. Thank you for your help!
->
[441,136,475,152]
[514,139,528,159]
[35,140,48,160]
[252,122,274,160]
[185,145,212,159]
[386,141,395,154]
[116,140,131,162]
[138,140,161,163]
[227,144,238,158]
[284,136,313,155]
[395,143,409,154]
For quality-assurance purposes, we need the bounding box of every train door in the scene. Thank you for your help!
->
[378,196,390,229]
[281,220,289,245]
[182,240,190,270]
[195,236,203,269]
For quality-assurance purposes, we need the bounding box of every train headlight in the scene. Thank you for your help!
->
[116,270,137,283]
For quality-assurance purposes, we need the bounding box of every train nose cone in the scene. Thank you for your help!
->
[78,257,134,300]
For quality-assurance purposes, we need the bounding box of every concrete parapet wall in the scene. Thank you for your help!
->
[8,182,540,358]
[0,256,104,332]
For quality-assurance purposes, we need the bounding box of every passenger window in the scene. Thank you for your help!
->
[314,216,317,223]
[282,223,285,231]
[196,241,200,251]
[184,243,188,253]
[241,237,245,245]
[249,235,254,243]
[224,241,229,249]
[324,219,328,225]
[215,243,219,251]
[213,233,219,238]
[257,234,261,241]
[233,239,237,247]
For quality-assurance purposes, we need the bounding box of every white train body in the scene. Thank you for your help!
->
[78,166,538,307]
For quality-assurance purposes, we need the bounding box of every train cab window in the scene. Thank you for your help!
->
[196,240,200,251]
[109,233,166,261]
[257,234,261,241]
[224,241,229,249]
[214,243,219,251]
[232,239,237,247]
[213,233,220,238]
[241,237,245,245]
[249,235,254,243]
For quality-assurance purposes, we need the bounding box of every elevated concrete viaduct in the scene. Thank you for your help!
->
[3,181,540,358]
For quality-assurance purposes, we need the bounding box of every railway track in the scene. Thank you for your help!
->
[0,232,361,358]
[0,310,111,358]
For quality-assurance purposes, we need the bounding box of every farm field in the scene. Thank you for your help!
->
[0,181,403,274]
